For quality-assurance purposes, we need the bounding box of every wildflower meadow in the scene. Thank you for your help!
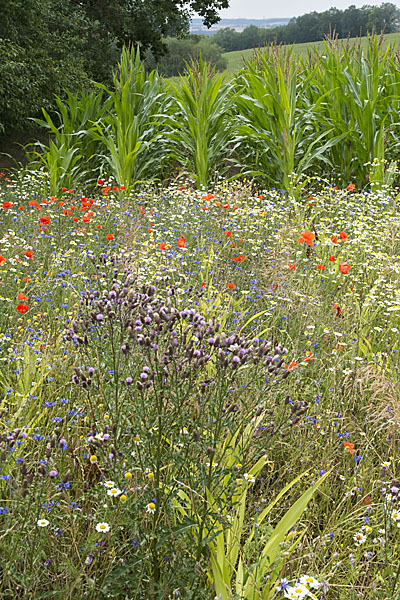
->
[1,39,400,600]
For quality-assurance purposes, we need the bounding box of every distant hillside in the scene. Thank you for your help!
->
[221,31,400,75]
[190,17,290,35]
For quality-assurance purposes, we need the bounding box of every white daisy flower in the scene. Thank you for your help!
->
[95,522,110,533]
[103,480,115,488]
[354,531,366,545]
[244,473,255,483]
[299,575,320,589]
[107,487,122,497]
[146,502,156,514]
[37,519,49,527]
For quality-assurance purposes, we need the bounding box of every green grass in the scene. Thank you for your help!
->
[222,31,400,75]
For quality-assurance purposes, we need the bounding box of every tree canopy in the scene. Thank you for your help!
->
[0,0,229,137]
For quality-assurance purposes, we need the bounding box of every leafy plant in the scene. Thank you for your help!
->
[235,47,343,199]
[209,470,329,600]
[167,56,239,188]
[91,47,170,188]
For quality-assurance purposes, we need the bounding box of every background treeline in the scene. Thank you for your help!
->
[213,3,400,51]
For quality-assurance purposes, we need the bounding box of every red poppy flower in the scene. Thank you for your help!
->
[19,206,24,210]
[160,243,167,250]
[0,255,6,264]
[344,441,355,455]
[120,186,126,190]
[339,262,351,274]
[201,282,206,287]
[285,362,298,370]
[17,292,28,301]
[328,256,336,261]
[62,187,68,193]
[177,236,186,248]
[2,202,13,209]
[16,304,29,314]
[39,216,51,225]
[339,231,348,240]
[333,301,342,316]
[25,250,33,259]
[232,255,246,262]
[106,234,114,240]
[102,186,111,195]
[347,184,355,191]
[223,204,230,209]
[298,237,305,244]
[288,263,297,270]
[331,236,338,243]
[224,231,232,237]
[97,179,104,185]
[300,231,315,246]
[317,264,326,270]
[73,216,79,222]
[226,282,236,289]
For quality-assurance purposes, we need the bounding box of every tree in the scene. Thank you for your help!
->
[145,36,227,76]
[71,0,230,58]
[0,0,93,135]
[0,0,230,137]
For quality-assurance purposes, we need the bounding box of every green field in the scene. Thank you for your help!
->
[222,31,400,74]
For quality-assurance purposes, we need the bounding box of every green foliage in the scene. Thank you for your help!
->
[308,36,400,184]
[27,90,110,193]
[0,0,229,139]
[166,56,237,188]
[92,47,171,187]
[27,37,400,190]
[148,36,227,77]
[235,48,344,195]
[209,470,329,600]
[0,31,90,137]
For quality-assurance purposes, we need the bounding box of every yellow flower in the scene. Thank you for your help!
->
[90,455,98,463]
[125,472,132,480]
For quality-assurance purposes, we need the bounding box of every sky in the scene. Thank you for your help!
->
[216,0,400,19]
